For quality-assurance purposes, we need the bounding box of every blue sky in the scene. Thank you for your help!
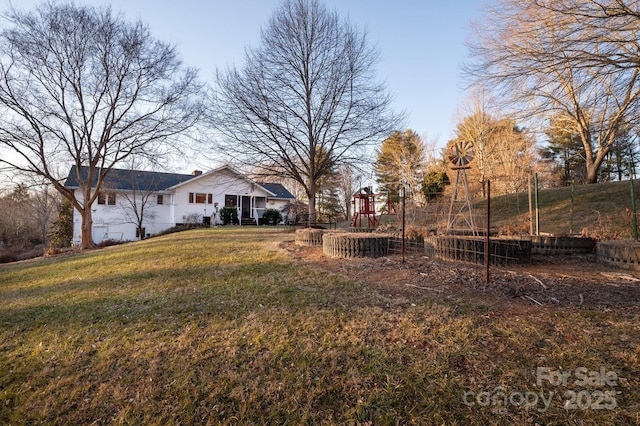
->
[5,0,486,161]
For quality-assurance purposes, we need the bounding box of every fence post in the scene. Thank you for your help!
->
[570,178,574,234]
[485,179,491,283]
[528,175,533,235]
[630,162,638,241]
[534,173,540,236]
[402,184,406,264]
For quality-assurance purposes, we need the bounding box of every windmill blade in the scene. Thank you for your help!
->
[447,140,475,168]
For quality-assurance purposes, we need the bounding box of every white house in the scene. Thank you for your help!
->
[64,165,296,243]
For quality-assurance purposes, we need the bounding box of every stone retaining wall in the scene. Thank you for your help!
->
[597,240,640,271]
[531,235,595,255]
[323,233,389,258]
[433,236,532,266]
[294,228,325,246]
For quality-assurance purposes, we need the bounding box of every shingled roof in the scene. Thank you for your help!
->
[259,182,295,199]
[63,166,196,191]
[64,166,296,199]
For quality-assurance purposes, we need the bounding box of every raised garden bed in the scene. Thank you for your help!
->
[323,233,389,258]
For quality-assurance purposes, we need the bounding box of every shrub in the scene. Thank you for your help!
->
[49,199,74,249]
[97,239,126,248]
[0,250,18,264]
[262,208,282,225]
[422,171,450,202]
[219,206,239,225]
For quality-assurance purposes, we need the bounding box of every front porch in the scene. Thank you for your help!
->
[226,194,267,225]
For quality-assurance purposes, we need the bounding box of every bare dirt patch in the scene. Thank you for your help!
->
[281,241,640,312]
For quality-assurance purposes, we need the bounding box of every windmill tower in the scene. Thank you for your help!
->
[446,140,477,235]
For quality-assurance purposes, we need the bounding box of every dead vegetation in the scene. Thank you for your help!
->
[282,241,640,311]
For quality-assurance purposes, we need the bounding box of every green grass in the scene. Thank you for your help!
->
[1,228,639,424]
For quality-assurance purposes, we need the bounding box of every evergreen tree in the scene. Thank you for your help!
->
[422,171,450,202]
[49,198,73,249]
[540,117,587,185]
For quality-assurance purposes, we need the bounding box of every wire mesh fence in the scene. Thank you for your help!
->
[400,173,640,240]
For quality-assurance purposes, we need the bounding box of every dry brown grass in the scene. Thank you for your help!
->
[0,227,638,424]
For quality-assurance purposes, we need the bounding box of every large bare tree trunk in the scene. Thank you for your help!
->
[80,208,94,249]
[308,180,317,226]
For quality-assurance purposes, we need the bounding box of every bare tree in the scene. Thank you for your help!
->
[374,130,427,206]
[29,180,56,248]
[455,115,537,196]
[211,0,400,223]
[337,164,359,221]
[116,160,159,240]
[453,89,538,196]
[0,182,58,249]
[454,90,497,197]
[0,2,204,248]
[465,0,640,183]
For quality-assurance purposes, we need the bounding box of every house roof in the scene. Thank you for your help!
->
[259,183,295,199]
[163,165,295,199]
[63,165,296,199]
[164,164,259,191]
[64,165,195,191]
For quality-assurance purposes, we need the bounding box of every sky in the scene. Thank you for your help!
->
[3,0,487,173]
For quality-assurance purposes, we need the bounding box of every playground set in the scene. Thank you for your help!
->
[350,187,396,229]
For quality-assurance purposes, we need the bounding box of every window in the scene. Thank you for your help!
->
[97,191,116,205]
[189,192,212,204]
[225,194,237,207]
[157,194,164,205]
[195,193,207,203]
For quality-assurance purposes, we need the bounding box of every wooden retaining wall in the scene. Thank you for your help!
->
[323,233,389,258]
[346,227,375,233]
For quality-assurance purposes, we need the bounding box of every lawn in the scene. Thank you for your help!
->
[1,228,638,425]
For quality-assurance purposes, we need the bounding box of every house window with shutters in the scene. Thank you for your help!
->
[189,192,212,204]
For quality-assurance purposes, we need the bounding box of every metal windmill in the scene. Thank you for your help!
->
[446,140,477,235]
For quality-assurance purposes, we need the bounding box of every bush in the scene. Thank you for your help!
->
[49,199,74,249]
[422,171,450,202]
[97,239,126,248]
[262,208,282,225]
[0,250,18,264]
[219,206,239,225]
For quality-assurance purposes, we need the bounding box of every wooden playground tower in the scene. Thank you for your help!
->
[351,187,396,229]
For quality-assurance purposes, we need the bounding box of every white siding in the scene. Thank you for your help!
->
[72,188,173,243]
[172,168,273,225]
[69,166,295,243]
